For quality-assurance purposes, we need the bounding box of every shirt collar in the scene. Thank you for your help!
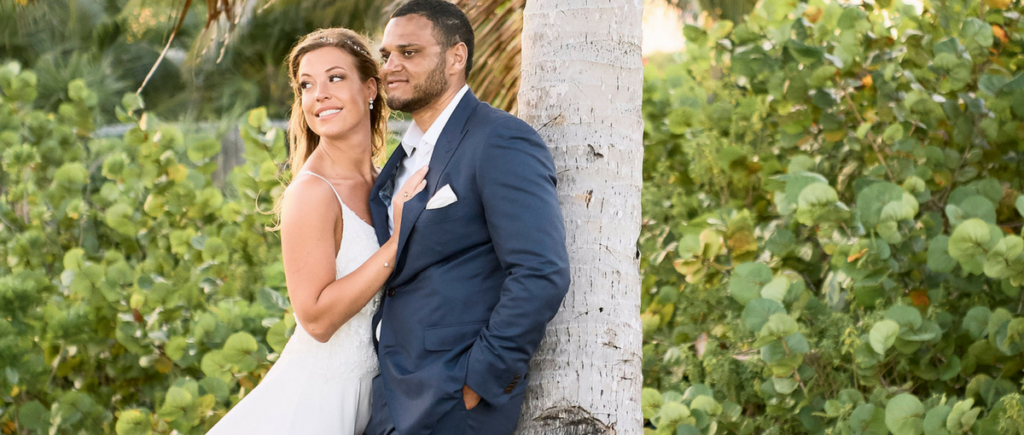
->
[400,85,470,156]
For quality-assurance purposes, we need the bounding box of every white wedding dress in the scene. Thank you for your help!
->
[207,171,382,435]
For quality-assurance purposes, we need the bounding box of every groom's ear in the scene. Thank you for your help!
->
[446,42,469,81]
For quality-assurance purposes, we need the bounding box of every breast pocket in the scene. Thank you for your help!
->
[417,202,466,223]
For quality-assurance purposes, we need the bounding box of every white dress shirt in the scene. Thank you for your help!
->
[387,85,470,234]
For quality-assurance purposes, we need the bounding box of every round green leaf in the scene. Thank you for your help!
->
[202,237,229,263]
[165,336,188,361]
[760,313,799,339]
[642,387,663,420]
[18,400,51,431]
[947,398,978,433]
[880,200,912,223]
[654,401,694,429]
[689,395,722,415]
[162,386,192,410]
[104,203,137,236]
[962,306,991,340]
[857,182,905,228]
[958,196,997,224]
[772,376,799,395]
[962,18,994,48]
[729,262,773,305]
[994,318,1024,355]
[939,356,962,381]
[200,351,231,382]
[248,107,268,128]
[870,320,900,355]
[63,248,86,272]
[222,332,257,362]
[928,236,957,274]
[199,377,230,402]
[681,384,714,403]
[266,315,295,353]
[949,219,998,274]
[885,393,925,435]
[796,183,839,225]
[987,308,1013,341]
[760,276,790,303]
[886,306,923,330]
[900,321,942,342]
[115,409,152,435]
[849,403,887,435]
[984,235,1024,279]
[187,138,221,163]
[675,424,701,435]
[742,298,786,332]
[785,332,811,354]
[53,162,89,188]
[923,405,952,434]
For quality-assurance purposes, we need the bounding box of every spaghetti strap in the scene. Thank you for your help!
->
[299,171,346,209]
[298,171,374,229]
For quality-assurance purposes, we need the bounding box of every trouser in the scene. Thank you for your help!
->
[363,374,524,435]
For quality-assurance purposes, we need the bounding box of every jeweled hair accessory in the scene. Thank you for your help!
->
[345,39,370,57]
[310,32,370,58]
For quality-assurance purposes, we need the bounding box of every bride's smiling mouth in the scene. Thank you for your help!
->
[316,107,343,119]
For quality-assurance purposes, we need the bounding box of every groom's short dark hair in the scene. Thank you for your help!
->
[392,0,475,79]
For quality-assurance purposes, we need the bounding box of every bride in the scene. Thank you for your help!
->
[207,28,427,434]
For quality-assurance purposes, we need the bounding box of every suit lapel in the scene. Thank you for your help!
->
[424,129,468,196]
[394,90,480,267]
[370,146,406,246]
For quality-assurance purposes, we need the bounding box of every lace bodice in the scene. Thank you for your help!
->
[275,171,382,380]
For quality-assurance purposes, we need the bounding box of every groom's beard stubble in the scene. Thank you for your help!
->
[387,55,449,114]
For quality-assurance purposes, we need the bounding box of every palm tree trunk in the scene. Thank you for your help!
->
[515,1,644,434]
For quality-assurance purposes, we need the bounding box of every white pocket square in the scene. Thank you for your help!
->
[426,184,458,210]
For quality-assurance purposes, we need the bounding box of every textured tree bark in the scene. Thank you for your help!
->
[515,1,644,434]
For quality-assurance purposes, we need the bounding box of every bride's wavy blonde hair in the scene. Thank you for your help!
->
[270,28,389,229]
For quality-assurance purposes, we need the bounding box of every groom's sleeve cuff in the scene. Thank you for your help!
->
[464,341,528,407]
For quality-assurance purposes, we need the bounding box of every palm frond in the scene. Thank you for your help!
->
[452,0,523,114]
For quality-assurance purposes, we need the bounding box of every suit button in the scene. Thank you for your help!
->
[504,387,513,394]
[387,288,396,297]
[513,374,521,381]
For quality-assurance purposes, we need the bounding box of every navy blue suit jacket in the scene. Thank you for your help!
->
[367,91,570,435]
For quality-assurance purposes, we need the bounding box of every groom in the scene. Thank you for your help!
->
[365,1,570,434]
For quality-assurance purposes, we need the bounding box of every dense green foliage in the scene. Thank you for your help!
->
[640,0,1024,434]
[1,0,385,122]
[6,0,1024,433]
[0,61,292,434]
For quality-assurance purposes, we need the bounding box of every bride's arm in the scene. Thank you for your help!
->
[280,167,427,343]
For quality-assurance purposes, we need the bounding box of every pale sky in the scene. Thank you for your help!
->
[640,0,926,55]
[642,0,686,55]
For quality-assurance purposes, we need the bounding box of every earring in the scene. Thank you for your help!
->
[369,99,374,110]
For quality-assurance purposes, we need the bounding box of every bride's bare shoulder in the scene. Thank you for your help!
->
[280,174,342,231]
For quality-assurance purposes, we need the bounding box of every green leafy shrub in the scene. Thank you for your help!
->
[0,61,291,434]
[641,0,1024,434]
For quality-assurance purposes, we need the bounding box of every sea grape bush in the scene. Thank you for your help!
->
[640,0,1024,434]
[0,60,293,434]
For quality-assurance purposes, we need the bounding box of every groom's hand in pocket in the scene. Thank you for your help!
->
[462,385,481,410]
